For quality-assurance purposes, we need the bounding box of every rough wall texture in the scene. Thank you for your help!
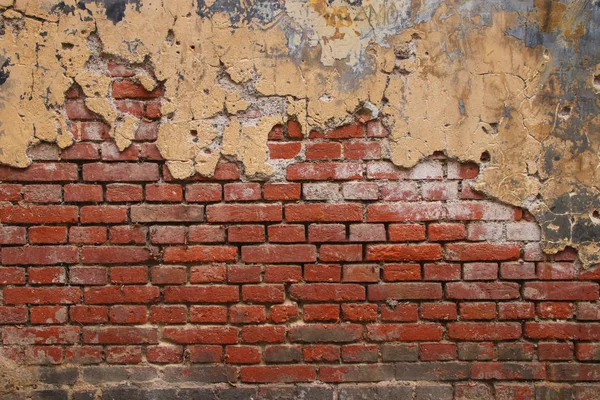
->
[1,0,600,398]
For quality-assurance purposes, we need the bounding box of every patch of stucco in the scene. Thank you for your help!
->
[0,0,600,266]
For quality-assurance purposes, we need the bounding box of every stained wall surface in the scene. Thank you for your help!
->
[0,0,600,398]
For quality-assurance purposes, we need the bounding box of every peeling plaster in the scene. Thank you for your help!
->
[0,0,600,265]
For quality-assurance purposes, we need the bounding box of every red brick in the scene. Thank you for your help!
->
[388,224,426,241]
[342,303,378,322]
[25,268,64,287]
[83,327,158,344]
[290,284,365,302]
[268,142,302,159]
[471,362,545,380]
[136,121,159,140]
[207,204,281,222]
[163,246,237,263]
[344,140,381,160]
[65,100,97,120]
[187,345,223,363]
[29,226,67,244]
[263,183,301,200]
[445,243,521,261]
[268,225,305,242]
[190,265,227,283]
[383,264,421,281]
[22,185,62,203]
[304,264,341,282]
[150,305,187,324]
[150,226,186,244]
[537,262,576,280]
[448,322,522,341]
[368,283,442,300]
[65,346,103,364]
[308,224,346,242]
[2,246,78,265]
[501,261,536,280]
[109,305,147,324]
[242,285,285,303]
[229,305,266,324]
[145,184,182,202]
[537,302,574,319]
[110,266,148,284]
[224,183,261,201]
[242,244,316,263]
[310,123,364,139]
[227,265,262,283]
[81,246,151,264]
[381,304,419,322]
[367,203,444,222]
[524,282,599,300]
[70,306,108,324]
[109,225,147,244]
[228,225,265,243]
[60,142,99,160]
[287,162,363,181]
[164,286,239,303]
[83,163,159,181]
[463,262,498,280]
[420,343,457,361]
[64,184,103,202]
[147,345,183,363]
[525,322,600,340]
[189,306,228,323]
[265,265,302,283]
[424,263,461,281]
[0,184,22,201]
[112,80,162,98]
[342,344,379,362]
[269,305,298,324]
[428,223,465,241]
[538,343,574,361]
[499,302,535,320]
[241,365,316,383]
[268,124,284,140]
[188,225,226,243]
[0,267,26,285]
[366,120,389,137]
[287,203,363,222]
[421,302,458,320]
[225,346,261,364]
[151,266,187,284]
[319,244,362,262]
[2,326,80,345]
[0,163,78,182]
[0,306,28,324]
[380,182,419,201]
[304,304,340,322]
[446,282,520,300]
[366,323,443,342]
[303,345,340,362]
[241,326,286,343]
[130,204,204,223]
[162,327,238,344]
[106,184,143,202]
[0,205,78,224]
[84,286,159,304]
[342,264,379,282]
[305,142,342,160]
[81,206,128,224]
[460,302,497,320]
[366,244,442,261]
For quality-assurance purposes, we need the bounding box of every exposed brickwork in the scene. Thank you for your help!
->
[0,87,599,397]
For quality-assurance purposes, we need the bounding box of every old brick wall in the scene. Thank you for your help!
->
[0,77,599,399]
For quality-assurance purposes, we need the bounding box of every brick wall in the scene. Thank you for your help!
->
[0,76,599,399]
